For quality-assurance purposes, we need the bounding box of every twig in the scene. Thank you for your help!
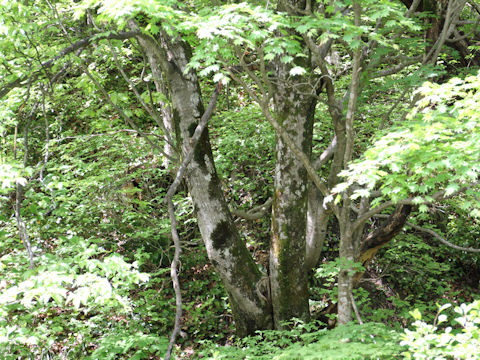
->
[425,0,468,65]
[313,136,337,170]
[39,88,57,214]
[350,292,363,324]
[379,89,408,130]
[165,199,182,360]
[343,1,362,168]
[52,129,164,142]
[352,183,479,232]
[0,31,140,100]
[406,0,422,17]
[227,69,339,218]
[88,12,176,151]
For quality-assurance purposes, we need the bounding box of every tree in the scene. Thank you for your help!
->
[1,0,480,342]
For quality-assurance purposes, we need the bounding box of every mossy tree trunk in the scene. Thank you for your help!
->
[268,0,316,324]
[132,25,273,336]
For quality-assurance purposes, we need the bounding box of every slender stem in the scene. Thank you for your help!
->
[343,1,362,168]
[163,84,221,360]
[45,0,166,157]
[89,11,176,151]
[16,99,37,269]
[407,221,480,253]
[350,292,364,324]
[165,199,182,360]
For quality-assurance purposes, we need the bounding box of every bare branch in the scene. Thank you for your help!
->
[46,1,168,159]
[15,92,37,269]
[231,198,273,220]
[89,14,176,151]
[469,0,480,15]
[235,46,267,100]
[373,56,422,78]
[350,292,364,324]
[165,199,182,360]
[406,0,422,17]
[358,205,412,261]
[379,89,408,130]
[353,183,480,232]
[425,0,468,64]
[406,221,480,252]
[343,2,362,168]
[373,212,480,253]
[228,66,339,216]
[164,84,221,201]
[313,136,337,170]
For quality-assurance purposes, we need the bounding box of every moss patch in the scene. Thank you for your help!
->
[211,220,235,250]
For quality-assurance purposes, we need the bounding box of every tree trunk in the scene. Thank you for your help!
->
[337,210,355,325]
[146,62,175,168]
[305,185,330,270]
[133,27,273,336]
[269,59,316,327]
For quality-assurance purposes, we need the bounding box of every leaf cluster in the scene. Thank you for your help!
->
[335,72,480,215]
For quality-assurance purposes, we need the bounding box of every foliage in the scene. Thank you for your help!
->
[211,105,274,205]
[311,257,365,307]
[336,72,480,213]
[0,235,169,359]
[198,321,403,359]
[401,301,480,360]
[2,0,480,358]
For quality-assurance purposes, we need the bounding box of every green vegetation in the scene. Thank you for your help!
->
[1,0,480,359]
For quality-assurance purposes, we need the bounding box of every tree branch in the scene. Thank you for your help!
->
[313,136,337,170]
[372,56,422,78]
[15,93,37,269]
[350,292,364,324]
[352,183,480,233]
[343,1,362,168]
[0,31,140,100]
[407,222,480,253]
[357,205,412,264]
[164,84,221,201]
[89,14,176,152]
[425,0,468,64]
[406,0,422,17]
[231,198,273,220]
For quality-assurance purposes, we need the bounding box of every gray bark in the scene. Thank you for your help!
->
[145,55,175,168]
[269,59,316,327]
[305,185,330,270]
[132,26,273,336]
[337,223,354,325]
